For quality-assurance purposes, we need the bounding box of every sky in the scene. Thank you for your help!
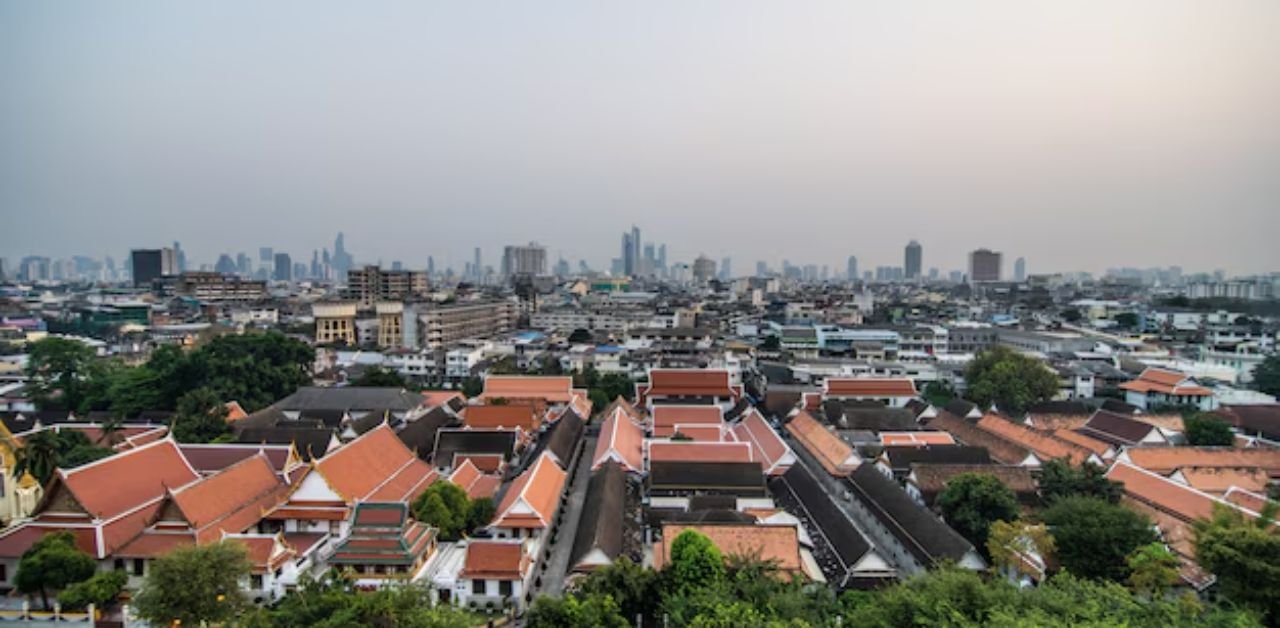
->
[2,1,1279,276]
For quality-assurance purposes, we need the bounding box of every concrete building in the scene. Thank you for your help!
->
[419,301,518,350]
[131,248,176,287]
[968,249,1002,283]
[692,256,717,283]
[376,302,406,349]
[501,243,547,278]
[314,302,358,345]
[344,265,428,309]
[904,241,922,280]
[1014,257,1026,282]
[173,272,267,301]
[273,253,292,281]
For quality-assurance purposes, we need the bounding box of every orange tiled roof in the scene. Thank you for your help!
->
[785,411,858,476]
[493,452,567,529]
[314,424,432,503]
[1174,466,1270,495]
[731,410,793,475]
[479,376,574,404]
[670,424,725,441]
[593,405,644,472]
[1223,487,1272,513]
[57,438,199,521]
[463,404,541,431]
[1121,447,1280,477]
[1052,429,1114,457]
[927,411,1032,466]
[652,405,724,438]
[169,454,286,544]
[649,442,753,464]
[825,377,917,398]
[645,369,737,399]
[1106,462,1243,523]
[448,459,502,500]
[460,541,529,579]
[654,524,803,574]
[976,415,1095,466]
[1119,368,1212,397]
[880,432,957,447]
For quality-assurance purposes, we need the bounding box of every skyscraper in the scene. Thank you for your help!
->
[473,247,482,280]
[131,248,170,286]
[904,240,922,279]
[846,256,858,281]
[1014,257,1027,282]
[173,241,186,273]
[756,261,768,277]
[501,242,547,277]
[968,249,1002,283]
[274,252,292,281]
[630,225,641,275]
[720,257,732,280]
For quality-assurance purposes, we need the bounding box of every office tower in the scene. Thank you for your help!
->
[473,247,482,280]
[658,244,667,272]
[846,256,858,281]
[501,242,547,277]
[905,240,923,279]
[235,253,251,275]
[554,258,570,277]
[173,241,186,273]
[968,249,1002,283]
[0,257,7,282]
[215,254,237,274]
[644,243,656,266]
[131,249,166,286]
[426,256,435,275]
[929,267,940,280]
[274,252,292,281]
[310,251,321,279]
[332,233,353,278]
[756,261,768,277]
[1014,257,1027,282]
[950,270,964,284]
[721,257,732,280]
[18,257,51,282]
[692,255,717,283]
[630,226,641,275]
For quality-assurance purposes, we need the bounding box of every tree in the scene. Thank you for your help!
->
[15,532,96,609]
[460,377,483,398]
[410,481,475,540]
[922,381,955,407]
[352,366,407,388]
[759,336,781,351]
[1125,543,1179,598]
[1042,496,1157,582]
[1184,413,1235,446]
[987,519,1055,580]
[573,558,659,620]
[465,497,496,532]
[59,570,127,610]
[190,332,312,412]
[1039,460,1122,504]
[527,593,629,628]
[1062,308,1082,323]
[52,430,113,468]
[667,530,725,592]
[170,387,231,443]
[568,328,593,344]
[25,337,98,411]
[244,573,474,628]
[1114,312,1140,329]
[938,473,1020,554]
[1194,502,1280,620]
[1254,354,1280,397]
[13,430,61,486]
[964,346,1059,414]
[132,541,251,626]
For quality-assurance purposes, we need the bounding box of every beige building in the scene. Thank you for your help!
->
[344,266,428,308]
[174,272,268,301]
[376,302,405,349]
[419,300,518,349]
[314,302,358,345]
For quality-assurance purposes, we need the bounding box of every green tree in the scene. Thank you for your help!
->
[1114,312,1140,328]
[132,541,251,626]
[53,430,113,468]
[573,557,659,621]
[667,530,725,592]
[1126,543,1180,598]
[1254,354,1280,397]
[527,593,629,628]
[15,531,97,609]
[760,335,781,351]
[410,481,473,540]
[1039,460,1122,504]
[596,373,634,402]
[191,332,313,411]
[13,430,61,486]
[247,575,474,628]
[987,519,1055,580]
[922,380,955,407]
[964,346,1059,414]
[1042,496,1158,582]
[352,366,407,388]
[460,377,483,398]
[24,337,98,411]
[1194,502,1280,620]
[58,570,127,610]
[1184,413,1235,446]
[568,328,593,344]
[938,473,1020,555]
[465,497,496,532]
[170,387,231,443]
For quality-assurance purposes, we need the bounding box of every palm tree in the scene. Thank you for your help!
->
[13,430,61,486]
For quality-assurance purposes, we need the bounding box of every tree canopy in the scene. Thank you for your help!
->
[964,346,1059,414]
[13,429,114,485]
[1125,543,1180,598]
[1042,496,1158,582]
[15,531,97,610]
[24,337,98,412]
[410,481,492,540]
[351,366,408,388]
[170,387,232,443]
[1194,502,1280,621]
[937,473,1020,555]
[1038,460,1122,504]
[1255,354,1280,397]
[243,573,474,628]
[132,541,252,626]
[1184,413,1236,446]
[58,570,127,611]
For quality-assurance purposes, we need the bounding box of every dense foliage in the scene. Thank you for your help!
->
[170,387,232,443]
[244,573,474,628]
[12,430,113,485]
[15,531,97,610]
[1184,413,1236,446]
[1038,460,1122,504]
[132,541,252,626]
[26,332,311,416]
[352,366,409,388]
[1125,543,1180,598]
[938,473,1020,555]
[410,481,494,540]
[1194,502,1280,621]
[1251,354,1280,397]
[1042,496,1158,582]
[964,346,1059,414]
[574,365,635,413]
[58,570,127,611]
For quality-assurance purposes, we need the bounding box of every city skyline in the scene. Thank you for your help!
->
[3,1,1279,274]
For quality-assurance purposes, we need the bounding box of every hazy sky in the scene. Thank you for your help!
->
[2,1,1278,275]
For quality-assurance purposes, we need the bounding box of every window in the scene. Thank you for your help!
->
[132,559,145,576]
[498,580,512,597]
[114,559,126,572]
[250,574,264,590]
[472,579,485,595]
[0,564,6,581]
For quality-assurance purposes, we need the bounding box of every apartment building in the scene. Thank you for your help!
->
[313,302,358,345]
[344,265,428,308]
[419,301,518,350]
[172,272,268,301]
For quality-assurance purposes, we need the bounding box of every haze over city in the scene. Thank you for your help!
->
[3,0,1279,274]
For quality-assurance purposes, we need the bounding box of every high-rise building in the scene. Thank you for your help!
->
[215,254,237,275]
[501,242,547,277]
[905,240,923,279]
[756,261,768,277]
[131,248,175,287]
[630,226,641,275]
[692,255,717,283]
[236,253,252,276]
[274,252,292,281]
[720,257,732,280]
[968,249,1002,283]
[311,251,322,279]
[333,233,354,279]
[1014,257,1027,282]
[173,241,186,273]
[657,244,667,272]
[846,256,858,281]
[258,247,274,276]
[473,247,482,280]
[19,256,51,282]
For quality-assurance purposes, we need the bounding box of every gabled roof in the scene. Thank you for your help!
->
[768,464,874,585]
[880,432,956,447]
[1119,447,1280,477]
[447,459,502,500]
[1107,461,1250,523]
[730,410,795,476]
[313,424,437,503]
[1214,404,1280,441]
[1051,429,1114,458]
[463,404,541,431]
[880,446,992,474]
[648,460,765,495]
[593,405,644,473]
[396,406,456,460]
[654,523,804,576]
[652,405,724,438]
[823,377,917,399]
[460,540,529,579]
[236,425,335,461]
[54,438,199,521]
[908,464,1037,505]
[274,387,427,412]
[785,411,859,476]
[178,443,297,475]
[479,375,574,404]
[492,452,567,530]
[166,453,286,544]
[1119,368,1212,397]
[820,400,918,432]
[531,408,584,468]
[926,411,1033,466]
[329,502,436,569]
[432,428,518,470]
[1172,466,1270,495]
[977,415,1097,466]
[1077,410,1164,447]
[649,441,753,464]
[569,462,626,573]
[845,465,980,567]
[944,399,981,420]
[641,369,738,401]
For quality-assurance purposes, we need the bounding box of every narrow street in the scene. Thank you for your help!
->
[535,435,597,598]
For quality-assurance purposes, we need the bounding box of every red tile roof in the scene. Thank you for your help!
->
[1119,368,1212,397]
[169,454,286,544]
[315,424,437,503]
[654,524,803,575]
[642,369,738,401]
[448,459,502,500]
[977,415,1096,466]
[731,410,794,475]
[463,404,541,431]
[648,442,753,464]
[652,405,724,438]
[480,376,575,404]
[1121,447,1280,477]
[56,438,199,521]
[460,541,529,579]
[880,432,956,447]
[824,378,917,399]
[592,405,644,472]
[492,452,567,529]
[785,411,859,476]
